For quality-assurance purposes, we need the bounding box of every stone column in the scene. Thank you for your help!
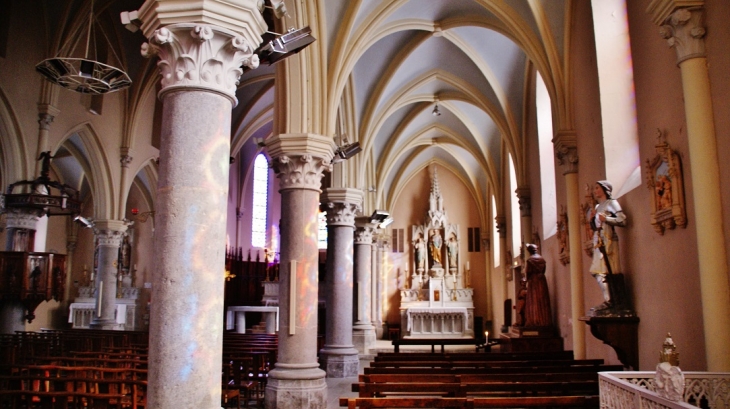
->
[353,217,376,354]
[373,235,386,339]
[265,133,334,408]
[35,103,59,176]
[118,151,133,218]
[89,220,128,330]
[370,235,380,339]
[319,188,362,377]
[649,3,730,371]
[136,2,266,407]
[554,131,585,360]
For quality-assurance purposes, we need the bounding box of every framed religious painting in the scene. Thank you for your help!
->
[645,130,687,234]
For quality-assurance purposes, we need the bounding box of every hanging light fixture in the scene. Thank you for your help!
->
[35,0,131,94]
[432,104,441,116]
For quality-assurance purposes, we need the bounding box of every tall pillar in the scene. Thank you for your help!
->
[373,235,386,339]
[89,220,128,330]
[319,188,361,377]
[370,235,381,339]
[554,131,585,359]
[265,133,334,408]
[35,102,59,176]
[118,151,133,218]
[136,2,267,407]
[649,3,730,370]
[353,217,376,354]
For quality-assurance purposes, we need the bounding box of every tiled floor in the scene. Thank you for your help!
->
[325,339,476,409]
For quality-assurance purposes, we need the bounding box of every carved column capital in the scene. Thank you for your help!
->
[657,7,706,64]
[267,133,336,192]
[120,154,133,168]
[553,130,579,175]
[38,113,55,131]
[321,188,363,227]
[515,186,532,217]
[93,220,130,247]
[495,216,507,238]
[141,24,260,105]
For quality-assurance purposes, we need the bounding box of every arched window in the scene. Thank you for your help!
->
[509,155,521,255]
[592,0,641,197]
[318,210,328,249]
[536,73,557,238]
[492,195,500,268]
[251,154,269,248]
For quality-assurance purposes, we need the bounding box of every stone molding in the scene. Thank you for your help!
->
[515,186,531,217]
[141,23,259,104]
[658,7,706,64]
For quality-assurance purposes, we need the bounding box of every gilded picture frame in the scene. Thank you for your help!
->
[645,130,687,234]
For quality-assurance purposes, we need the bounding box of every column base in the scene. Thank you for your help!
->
[90,318,123,330]
[352,326,376,354]
[265,368,327,409]
[319,347,359,377]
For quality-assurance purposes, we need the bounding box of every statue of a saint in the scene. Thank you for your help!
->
[589,180,627,311]
[429,230,443,266]
[414,234,426,271]
[447,233,458,269]
[524,243,552,327]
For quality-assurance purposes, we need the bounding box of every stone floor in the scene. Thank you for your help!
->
[324,339,477,409]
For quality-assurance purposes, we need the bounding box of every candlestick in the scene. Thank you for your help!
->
[466,261,470,270]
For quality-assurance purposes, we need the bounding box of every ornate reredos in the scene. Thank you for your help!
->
[645,129,687,235]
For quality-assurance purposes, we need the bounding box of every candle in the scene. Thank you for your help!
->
[466,261,470,270]
[485,331,489,340]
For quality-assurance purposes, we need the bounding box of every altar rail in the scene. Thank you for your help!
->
[599,371,730,408]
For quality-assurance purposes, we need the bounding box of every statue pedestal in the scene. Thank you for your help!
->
[429,266,444,278]
[580,315,639,369]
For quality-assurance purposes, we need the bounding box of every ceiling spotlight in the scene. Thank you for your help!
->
[120,10,141,33]
[432,104,441,116]
[332,142,362,164]
[370,210,392,228]
[74,215,94,229]
[256,26,316,66]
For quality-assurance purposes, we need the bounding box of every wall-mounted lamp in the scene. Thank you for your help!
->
[131,208,155,223]
[256,26,316,66]
[370,210,393,228]
[332,142,362,164]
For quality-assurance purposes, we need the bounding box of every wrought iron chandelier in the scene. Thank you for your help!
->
[35,0,131,94]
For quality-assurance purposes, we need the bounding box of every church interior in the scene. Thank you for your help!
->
[1,0,730,408]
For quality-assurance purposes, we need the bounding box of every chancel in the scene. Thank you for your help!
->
[2,1,730,409]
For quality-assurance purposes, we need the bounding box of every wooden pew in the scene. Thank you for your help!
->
[367,358,606,369]
[364,364,624,375]
[354,380,598,398]
[340,396,600,408]
[374,350,575,361]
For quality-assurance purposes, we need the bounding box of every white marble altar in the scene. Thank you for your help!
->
[399,167,475,338]
[226,306,279,334]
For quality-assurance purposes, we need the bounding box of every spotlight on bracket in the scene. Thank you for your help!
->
[332,142,362,164]
[256,26,316,66]
[370,210,393,228]
[73,215,94,229]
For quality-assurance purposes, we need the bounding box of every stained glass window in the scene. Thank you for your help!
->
[251,154,268,248]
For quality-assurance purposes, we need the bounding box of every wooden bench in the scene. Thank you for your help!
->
[340,396,600,408]
[367,358,606,369]
[364,364,624,375]
[358,371,602,385]
[354,380,598,398]
[374,350,575,361]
